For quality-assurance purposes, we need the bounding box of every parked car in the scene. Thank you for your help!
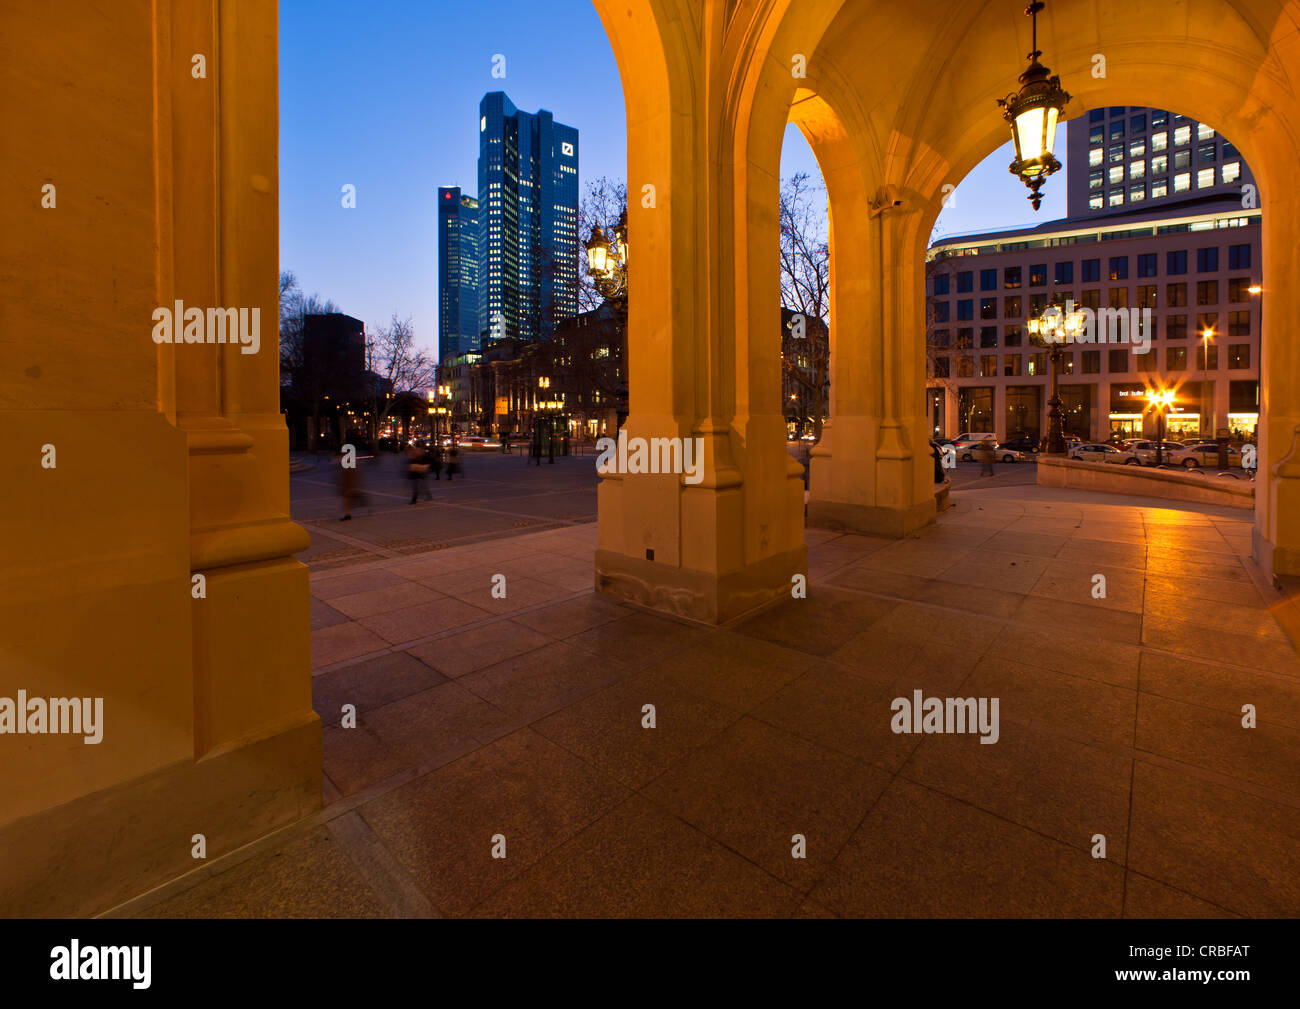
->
[996,436,1039,463]
[1168,442,1242,469]
[1068,442,1124,463]
[1116,439,1181,465]
[957,435,998,463]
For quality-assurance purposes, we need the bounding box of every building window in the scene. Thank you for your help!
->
[1129,183,1146,202]
[1108,256,1128,280]
[1151,154,1168,174]
[980,326,998,347]
[956,328,973,349]
[1004,355,1022,377]
[1130,113,1147,132]
[933,356,951,378]
[1166,347,1187,370]
[1167,250,1187,275]
[1137,253,1157,277]
[957,300,974,320]
[980,355,998,377]
[956,271,973,292]
[1004,325,1023,347]
[1082,350,1101,374]
[1089,170,1103,190]
[980,268,998,291]
[1229,310,1251,337]
[1129,138,1146,159]
[1174,124,1192,146]
[1174,149,1192,170]
[1136,285,1157,309]
[1228,244,1251,270]
[1196,247,1219,272]
[1197,142,1217,164]
[932,274,952,296]
[1109,143,1124,163]
[1108,165,1124,184]
[1151,131,1168,151]
[1090,125,1104,144]
[980,298,997,320]
[1129,160,1145,179]
[1197,167,1215,189]
[1135,349,1157,372]
[1078,289,1100,310]
[1151,178,1168,199]
[1197,313,1219,341]
[1029,264,1047,286]
[1108,190,1124,206]
[1166,314,1187,340]
[1003,266,1021,289]
[1109,120,1125,139]
[1004,295,1022,317]
[1089,194,1104,210]
[1089,148,1104,168]
[1228,277,1253,302]
[1197,341,1219,370]
[1108,287,1128,309]
[1054,262,1073,284]
[1222,161,1241,183]
[1027,353,1047,376]
[958,356,974,377]
[1060,355,1075,375]
[1173,172,1191,192]
[933,301,950,322]
[1108,349,1129,373]
[1081,259,1101,282]
[1228,344,1251,369]
[1198,123,1215,140]
[1090,108,1105,123]
[1029,293,1047,315]
[1151,110,1168,127]
[1196,280,1218,305]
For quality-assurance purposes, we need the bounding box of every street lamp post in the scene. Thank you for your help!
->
[1027,298,1084,454]
[586,209,629,428]
[1149,388,1175,466]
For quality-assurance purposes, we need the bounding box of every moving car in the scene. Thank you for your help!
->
[1116,439,1182,465]
[1068,442,1124,463]
[957,435,998,462]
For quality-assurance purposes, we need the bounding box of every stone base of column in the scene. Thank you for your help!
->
[595,543,808,625]
[807,496,937,538]
[0,714,321,917]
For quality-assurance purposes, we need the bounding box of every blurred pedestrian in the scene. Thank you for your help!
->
[976,436,996,477]
[407,443,431,504]
[339,450,360,520]
[446,440,461,480]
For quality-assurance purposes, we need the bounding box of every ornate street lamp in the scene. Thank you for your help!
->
[1029,297,1085,454]
[997,1,1071,210]
[585,208,630,428]
[1148,388,1176,465]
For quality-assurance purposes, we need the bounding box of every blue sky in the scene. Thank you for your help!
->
[280,1,1064,353]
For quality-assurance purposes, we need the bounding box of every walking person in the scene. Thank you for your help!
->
[976,436,996,478]
[339,450,360,520]
[407,443,431,504]
[445,439,461,480]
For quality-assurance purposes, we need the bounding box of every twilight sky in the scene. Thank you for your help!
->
[279,0,1065,354]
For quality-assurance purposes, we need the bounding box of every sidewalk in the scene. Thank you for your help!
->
[117,494,1300,917]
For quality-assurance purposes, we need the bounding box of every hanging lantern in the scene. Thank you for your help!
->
[997,1,1071,210]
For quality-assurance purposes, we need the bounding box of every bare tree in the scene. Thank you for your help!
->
[778,173,831,439]
[363,316,436,445]
[576,177,628,313]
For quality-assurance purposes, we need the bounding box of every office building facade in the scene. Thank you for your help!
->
[926,107,1263,445]
[477,91,579,344]
[437,186,479,362]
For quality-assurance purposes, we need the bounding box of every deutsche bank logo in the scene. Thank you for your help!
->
[561,141,574,157]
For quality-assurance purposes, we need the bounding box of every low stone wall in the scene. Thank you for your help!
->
[1037,455,1255,510]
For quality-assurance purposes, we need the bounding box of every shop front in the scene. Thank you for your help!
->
[958,386,994,435]
[1005,385,1043,441]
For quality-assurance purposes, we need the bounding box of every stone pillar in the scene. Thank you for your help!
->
[593,1,806,624]
[809,187,937,538]
[0,0,319,917]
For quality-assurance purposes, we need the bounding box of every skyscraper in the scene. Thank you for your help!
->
[437,186,479,362]
[477,91,579,343]
[1066,106,1257,219]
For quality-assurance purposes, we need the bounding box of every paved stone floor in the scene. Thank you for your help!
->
[117,487,1300,917]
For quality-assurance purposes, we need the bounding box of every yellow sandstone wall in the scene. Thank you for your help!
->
[0,0,319,916]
